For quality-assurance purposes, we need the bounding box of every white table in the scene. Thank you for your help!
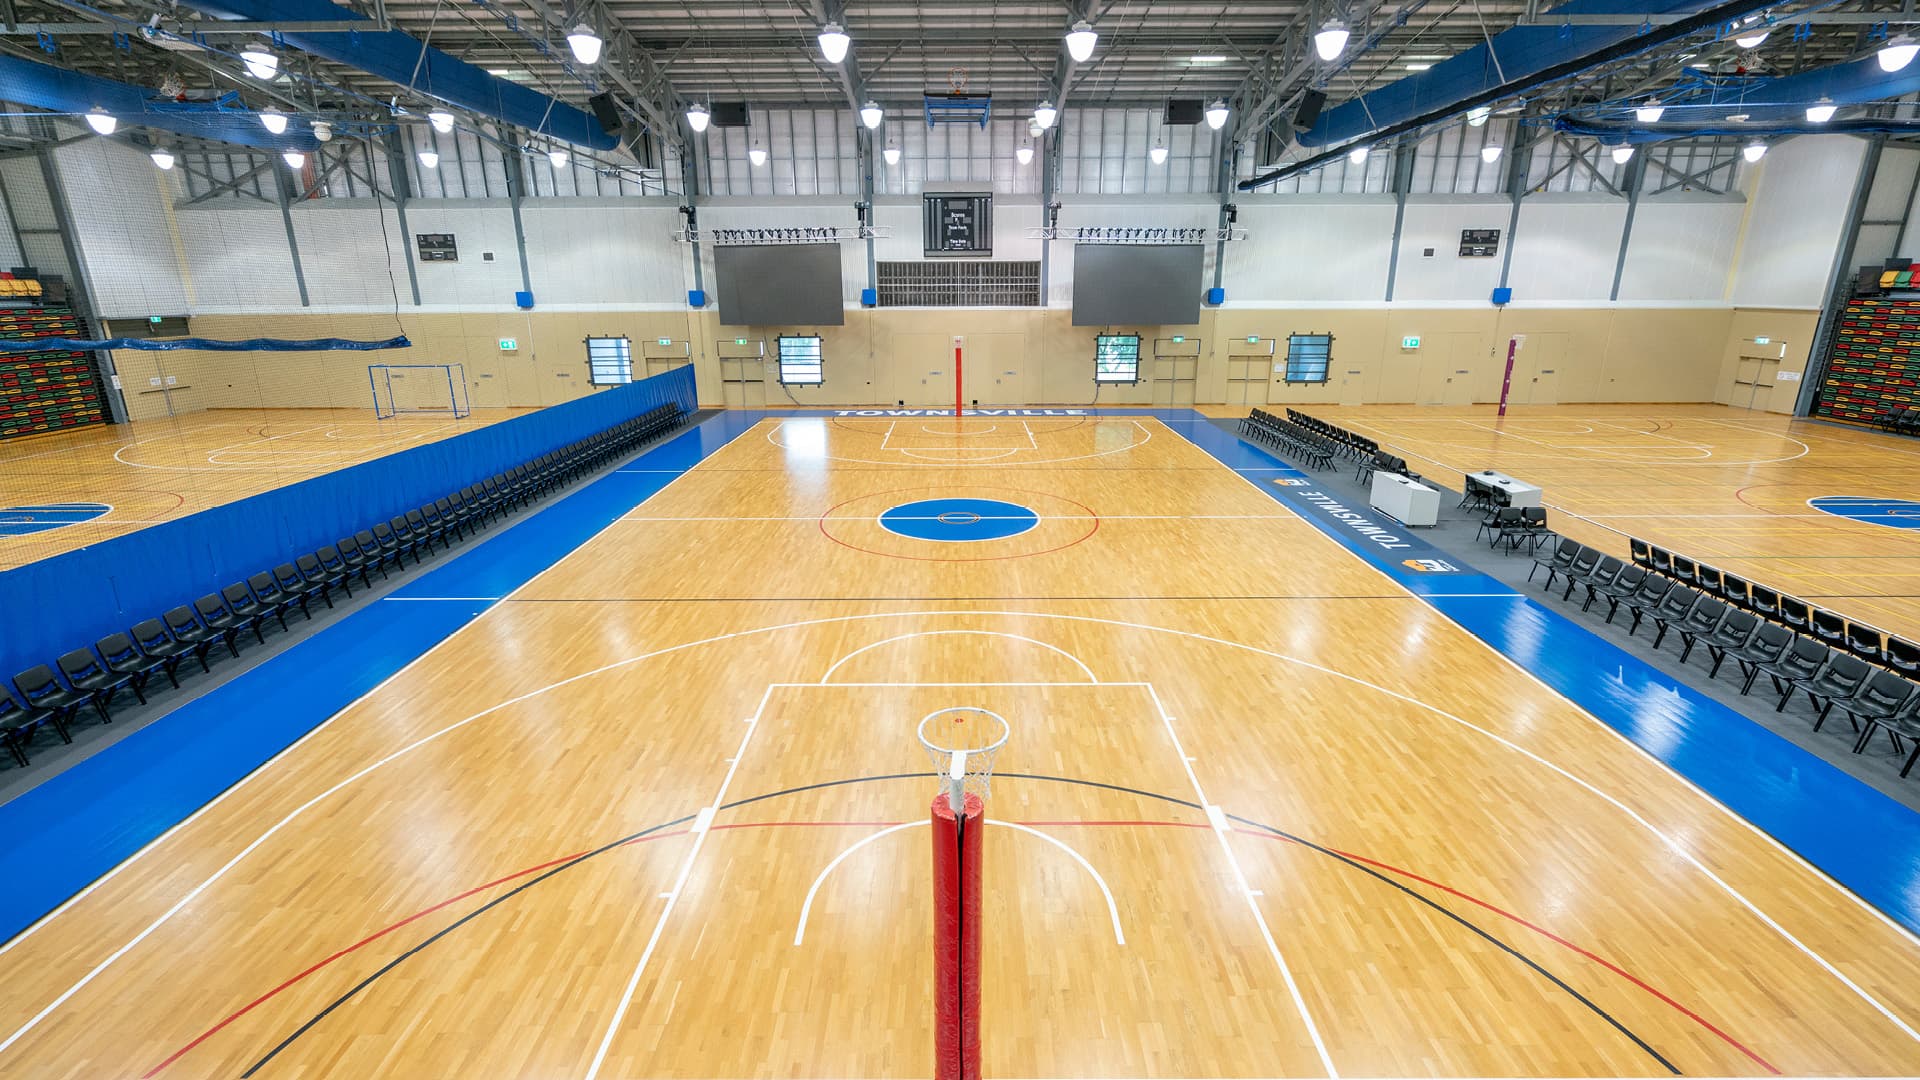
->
[1371,472,1440,527]
[1466,469,1542,509]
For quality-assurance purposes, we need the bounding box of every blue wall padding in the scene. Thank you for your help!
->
[0,365,695,686]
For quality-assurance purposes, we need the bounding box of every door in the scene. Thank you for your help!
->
[1338,366,1365,406]
[1441,332,1484,405]
[891,332,953,406]
[1151,337,1200,405]
[1226,353,1271,405]
[1730,350,1781,410]
[464,345,509,408]
[643,337,692,379]
[1519,332,1567,406]
[966,333,1030,405]
[717,338,767,408]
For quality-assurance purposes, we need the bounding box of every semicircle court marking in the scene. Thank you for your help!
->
[0,503,113,538]
[1809,496,1920,532]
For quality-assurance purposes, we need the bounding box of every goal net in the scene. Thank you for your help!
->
[369,363,471,419]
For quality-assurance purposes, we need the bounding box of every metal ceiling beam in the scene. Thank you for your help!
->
[0,18,379,32]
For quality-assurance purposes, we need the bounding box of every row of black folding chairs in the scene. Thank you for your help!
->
[1284,409,1379,462]
[1355,449,1421,486]
[0,403,685,768]
[1240,410,1340,469]
[1531,538,1920,778]
[1474,506,1551,553]
[1629,538,1918,676]
[1876,406,1920,437]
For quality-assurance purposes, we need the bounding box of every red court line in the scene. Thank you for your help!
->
[1237,828,1781,1075]
[141,830,691,1078]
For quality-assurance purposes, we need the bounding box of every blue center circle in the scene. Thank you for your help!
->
[879,498,1039,543]
[0,502,110,538]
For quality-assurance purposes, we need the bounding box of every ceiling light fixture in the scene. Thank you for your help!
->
[259,108,287,135]
[1314,18,1349,61]
[548,146,569,168]
[818,22,850,65]
[240,44,279,80]
[860,100,884,129]
[1466,105,1490,127]
[566,23,603,65]
[1189,54,1227,63]
[150,146,175,170]
[1806,97,1836,123]
[1635,99,1665,123]
[1743,140,1767,162]
[1034,101,1058,130]
[1881,35,1919,72]
[419,149,439,169]
[883,141,900,165]
[1734,28,1769,48]
[1610,144,1634,164]
[1150,139,1168,164]
[1065,19,1097,63]
[1480,144,1502,163]
[311,120,333,142]
[428,109,455,134]
[748,140,767,167]
[1016,143,1034,164]
[84,107,116,135]
[1204,98,1229,129]
[686,102,710,132]
[282,149,305,168]
[1348,145,1369,164]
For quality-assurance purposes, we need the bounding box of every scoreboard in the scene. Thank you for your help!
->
[923,192,992,256]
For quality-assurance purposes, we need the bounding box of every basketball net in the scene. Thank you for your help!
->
[919,707,1007,1080]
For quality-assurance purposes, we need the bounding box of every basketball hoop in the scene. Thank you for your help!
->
[917,706,1009,813]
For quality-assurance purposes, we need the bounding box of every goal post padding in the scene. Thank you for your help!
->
[932,791,983,1080]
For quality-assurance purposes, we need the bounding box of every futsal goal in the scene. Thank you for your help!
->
[369,363,471,419]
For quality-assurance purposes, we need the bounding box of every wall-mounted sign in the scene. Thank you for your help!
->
[416,233,458,262]
[1754,336,1772,345]
[657,337,673,347]
[1459,229,1500,257]
[1247,335,1260,344]
[1402,335,1422,349]
[1171,335,1186,344]
[498,338,518,351]
[735,337,749,346]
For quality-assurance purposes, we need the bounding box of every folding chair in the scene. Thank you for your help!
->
[56,648,135,722]
[1529,537,1579,586]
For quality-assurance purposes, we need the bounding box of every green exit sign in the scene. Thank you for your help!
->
[497,338,518,351]
[1754,336,1771,345]
[1247,335,1259,344]
[1171,335,1186,344]
[735,337,749,346]
[1402,335,1422,349]
[149,315,164,324]
[657,337,673,347]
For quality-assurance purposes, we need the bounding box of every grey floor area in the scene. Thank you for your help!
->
[1208,416,1920,813]
[0,410,719,806]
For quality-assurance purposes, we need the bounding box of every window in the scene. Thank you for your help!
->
[778,335,824,385]
[1094,334,1141,383]
[586,336,633,385]
[1284,333,1333,384]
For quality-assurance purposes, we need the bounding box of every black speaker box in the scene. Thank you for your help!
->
[588,92,622,135]
[1163,99,1204,125]
[1293,89,1326,130]
[710,102,751,127]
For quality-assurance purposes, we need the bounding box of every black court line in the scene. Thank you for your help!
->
[241,772,1679,1076]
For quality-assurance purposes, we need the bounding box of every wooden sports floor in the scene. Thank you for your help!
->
[1202,404,1920,641]
[3,414,1920,1078]
[0,407,529,570]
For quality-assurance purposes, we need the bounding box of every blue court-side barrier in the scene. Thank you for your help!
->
[0,366,695,687]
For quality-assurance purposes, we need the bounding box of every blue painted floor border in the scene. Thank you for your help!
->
[1161,412,1920,936]
[0,412,758,943]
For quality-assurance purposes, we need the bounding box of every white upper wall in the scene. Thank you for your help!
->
[44,125,1876,316]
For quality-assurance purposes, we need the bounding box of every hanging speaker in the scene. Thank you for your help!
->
[588,92,622,135]
[710,103,751,127]
[1293,90,1326,130]
[1163,99,1204,125]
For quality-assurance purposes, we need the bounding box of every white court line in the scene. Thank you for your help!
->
[791,819,1125,947]
[616,514,1291,522]
[382,596,503,602]
[582,684,772,1080]
[1145,682,1336,1078]
[819,629,1099,684]
[766,417,1152,467]
[8,609,1917,1060]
